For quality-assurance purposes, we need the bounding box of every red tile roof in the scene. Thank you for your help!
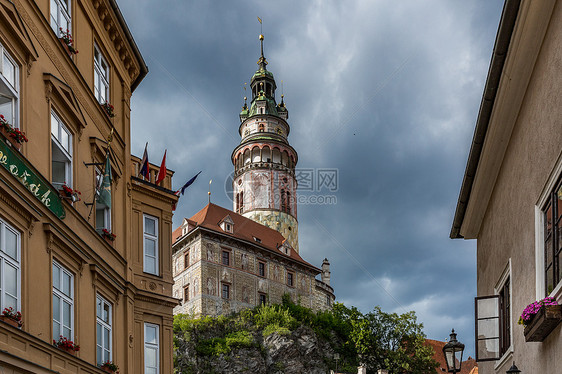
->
[174,203,320,272]
[425,339,477,374]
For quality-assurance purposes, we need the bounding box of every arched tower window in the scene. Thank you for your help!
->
[286,191,291,215]
[281,189,287,213]
[240,191,244,213]
[258,124,265,132]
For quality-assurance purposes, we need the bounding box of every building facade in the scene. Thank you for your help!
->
[451,0,562,373]
[172,35,334,317]
[0,1,177,373]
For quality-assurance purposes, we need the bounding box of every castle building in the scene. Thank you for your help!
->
[0,1,177,373]
[172,35,334,317]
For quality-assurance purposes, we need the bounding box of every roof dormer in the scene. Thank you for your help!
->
[219,215,235,234]
[278,240,291,256]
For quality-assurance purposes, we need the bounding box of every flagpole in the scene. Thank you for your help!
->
[208,179,212,204]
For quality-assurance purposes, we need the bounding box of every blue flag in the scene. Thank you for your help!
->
[178,171,202,195]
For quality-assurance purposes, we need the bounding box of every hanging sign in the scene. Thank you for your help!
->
[0,139,66,219]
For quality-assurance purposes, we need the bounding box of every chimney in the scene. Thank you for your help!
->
[321,258,331,285]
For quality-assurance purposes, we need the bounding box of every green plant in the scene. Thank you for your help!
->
[100,360,119,372]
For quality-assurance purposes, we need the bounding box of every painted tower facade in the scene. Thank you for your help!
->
[231,35,299,252]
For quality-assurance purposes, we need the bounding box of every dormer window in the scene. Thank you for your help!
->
[253,236,261,243]
[219,215,234,233]
[279,242,291,256]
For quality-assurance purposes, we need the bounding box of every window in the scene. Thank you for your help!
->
[258,261,265,277]
[183,285,189,302]
[184,250,190,269]
[0,218,20,312]
[221,283,230,299]
[0,43,19,128]
[543,177,562,295]
[51,111,72,189]
[474,262,511,362]
[95,168,111,231]
[221,250,230,266]
[326,295,331,306]
[143,215,159,275]
[52,261,73,340]
[96,295,112,366]
[259,293,266,305]
[50,0,71,36]
[144,323,159,374]
[94,44,109,104]
[287,272,294,287]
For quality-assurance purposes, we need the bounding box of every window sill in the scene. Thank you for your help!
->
[494,347,512,371]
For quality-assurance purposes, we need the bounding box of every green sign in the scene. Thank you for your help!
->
[0,139,65,219]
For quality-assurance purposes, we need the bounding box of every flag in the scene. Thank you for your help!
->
[177,171,202,196]
[257,16,262,24]
[97,156,112,208]
[155,150,167,185]
[139,142,149,179]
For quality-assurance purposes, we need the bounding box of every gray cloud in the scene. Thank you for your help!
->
[119,0,504,357]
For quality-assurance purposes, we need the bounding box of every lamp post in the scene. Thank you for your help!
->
[442,329,465,373]
[506,362,521,374]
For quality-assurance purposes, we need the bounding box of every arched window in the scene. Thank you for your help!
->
[258,124,265,132]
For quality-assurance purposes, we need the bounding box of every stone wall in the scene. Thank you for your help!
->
[172,231,333,317]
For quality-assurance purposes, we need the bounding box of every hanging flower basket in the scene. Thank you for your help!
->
[59,184,81,202]
[519,297,562,342]
[1,307,22,328]
[59,28,78,56]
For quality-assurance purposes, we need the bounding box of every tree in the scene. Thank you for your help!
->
[335,304,438,374]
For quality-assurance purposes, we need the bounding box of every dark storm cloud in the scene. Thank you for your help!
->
[118,0,504,356]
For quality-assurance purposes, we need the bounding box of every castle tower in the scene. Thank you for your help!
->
[231,34,299,252]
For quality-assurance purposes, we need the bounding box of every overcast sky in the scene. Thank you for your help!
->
[118,0,504,357]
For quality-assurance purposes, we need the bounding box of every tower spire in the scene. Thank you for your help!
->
[258,33,267,70]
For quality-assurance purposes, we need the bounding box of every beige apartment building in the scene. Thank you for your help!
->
[0,0,177,373]
[451,0,562,373]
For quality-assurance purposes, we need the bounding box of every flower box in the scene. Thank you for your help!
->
[523,305,562,342]
[0,315,20,328]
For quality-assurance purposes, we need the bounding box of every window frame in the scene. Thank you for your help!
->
[143,214,159,275]
[96,294,112,366]
[287,271,294,287]
[51,110,73,189]
[258,261,266,278]
[258,293,266,306]
[50,0,72,37]
[184,249,190,269]
[0,43,19,129]
[144,322,160,374]
[52,260,74,341]
[0,218,21,313]
[94,43,110,104]
[221,250,230,267]
[221,282,230,299]
[535,160,562,300]
[183,285,189,302]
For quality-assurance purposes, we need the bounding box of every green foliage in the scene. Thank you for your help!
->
[173,297,437,374]
[262,323,291,337]
[254,304,296,330]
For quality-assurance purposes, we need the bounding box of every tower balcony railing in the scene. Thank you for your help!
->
[234,161,295,178]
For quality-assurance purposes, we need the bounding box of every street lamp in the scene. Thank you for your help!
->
[506,362,521,374]
[442,329,465,373]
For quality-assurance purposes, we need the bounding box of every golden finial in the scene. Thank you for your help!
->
[259,34,264,41]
